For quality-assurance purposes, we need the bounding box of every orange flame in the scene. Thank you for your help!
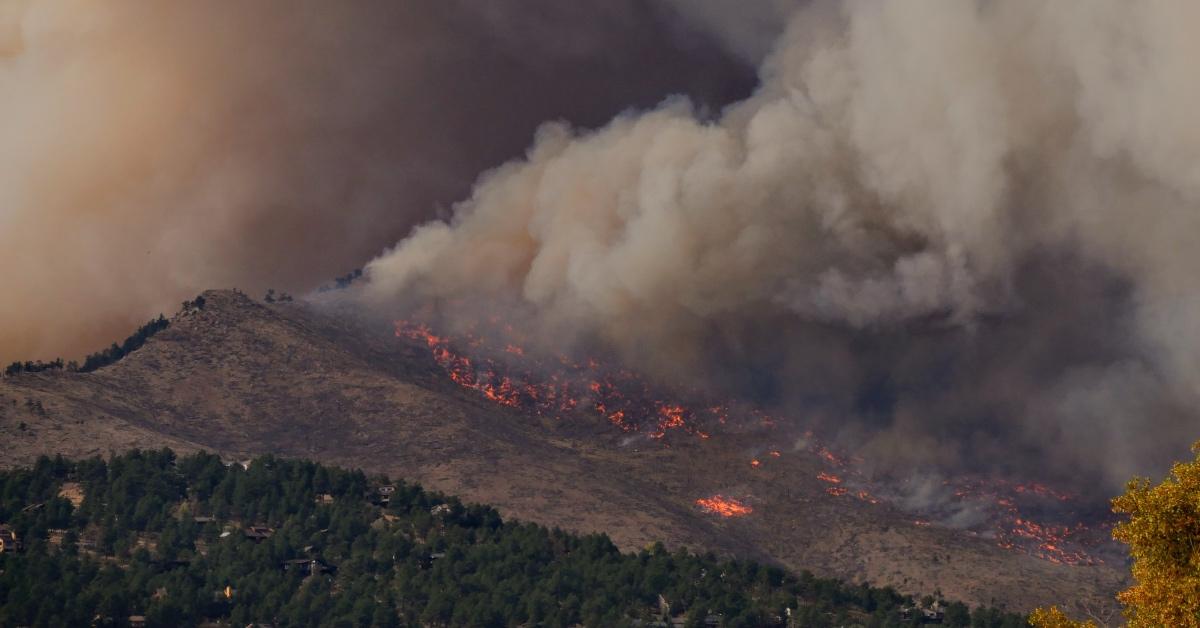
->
[695,495,753,517]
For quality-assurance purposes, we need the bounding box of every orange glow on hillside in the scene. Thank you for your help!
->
[695,495,753,517]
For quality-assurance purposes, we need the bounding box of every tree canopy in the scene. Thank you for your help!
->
[1033,441,1200,627]
[0,449,1025,627]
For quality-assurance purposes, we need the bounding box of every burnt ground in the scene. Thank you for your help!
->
[0,290,1126,613]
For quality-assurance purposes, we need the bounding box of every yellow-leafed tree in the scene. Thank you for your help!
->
[1032,441,1200,628]
[1028,606,1095,628]
[1109,441,1200,627]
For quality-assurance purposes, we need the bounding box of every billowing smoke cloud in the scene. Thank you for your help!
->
[366,0,1200,494]
[0,0,754,363]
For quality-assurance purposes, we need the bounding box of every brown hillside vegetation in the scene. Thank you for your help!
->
[0,290,1125,612]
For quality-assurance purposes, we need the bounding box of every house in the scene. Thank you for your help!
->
[371,485,396,506]
[900,600,946,624]
[193,516,217,524]
[314,493,334,505]
[430,504,452,516]
[58,482,85,508]
[243,526,275,541]
[657,594,672,618]
[281,558,336,576]
[129,616,147,627]
[0,526,18,553]
[418,552,448,569]
[47,529,67,547]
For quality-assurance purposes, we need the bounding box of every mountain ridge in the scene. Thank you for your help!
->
[0,289,1126,612]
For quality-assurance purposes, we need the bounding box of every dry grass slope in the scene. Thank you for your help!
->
[0,290,1125,612]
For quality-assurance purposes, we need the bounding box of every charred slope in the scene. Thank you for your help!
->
[0,290,1125,612]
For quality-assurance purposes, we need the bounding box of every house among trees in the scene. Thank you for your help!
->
[281,558,336,576]
[0,526,18,553]
[372,485,396,506]
[901,599,946,623]
[57,482,84,508]
[243,526,274,542]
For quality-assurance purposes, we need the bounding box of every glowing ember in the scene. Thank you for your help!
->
[826,487,849,497]
[695,495,753,517]
[768,450,781,458]
[856,490,880,504]
[652,405,687,439]
[816,447,843,467]
[816,472,841,484]
[750,459,762,468]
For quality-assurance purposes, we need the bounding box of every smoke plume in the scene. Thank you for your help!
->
[0,0,753,363]
[366,0,1200,494]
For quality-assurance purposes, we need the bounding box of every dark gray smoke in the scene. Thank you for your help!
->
[365,0,1200,495]
[0,0,754,362]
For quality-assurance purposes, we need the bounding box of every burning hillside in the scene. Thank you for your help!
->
[395,316,1115,567]
[0,289,1127,611]
[695,495,753,517]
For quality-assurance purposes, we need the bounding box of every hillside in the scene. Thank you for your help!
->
[0,449,1027,627]
[0,290,1126,613]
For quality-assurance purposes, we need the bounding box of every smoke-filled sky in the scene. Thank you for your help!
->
[365,0,1200,494]
[6,1,1199,496]
[0,0,759,362]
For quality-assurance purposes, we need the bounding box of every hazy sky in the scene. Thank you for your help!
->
[0,0,757,363]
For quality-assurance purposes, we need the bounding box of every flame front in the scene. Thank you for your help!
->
[695,495,753,517]
[395,317,1107,566]
[395,319,716,438]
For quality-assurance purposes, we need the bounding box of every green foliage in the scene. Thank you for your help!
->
[0,450,1027,627]
[316,268,364,293]
[78,315,169,373]
[5,358,66,376]
[181,295,207,312]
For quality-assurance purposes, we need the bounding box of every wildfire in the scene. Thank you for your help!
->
[396,319,730,440]
[695,495,753,517]
[941,477,1105,566]
[815,447,844,467]
[652,405,687,439]
[856,490,880,504]
[396,317,1106,567]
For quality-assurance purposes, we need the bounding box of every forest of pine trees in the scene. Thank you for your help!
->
[0,449,1027,627]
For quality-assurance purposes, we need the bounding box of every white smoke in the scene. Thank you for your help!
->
[366,0,1200,490]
